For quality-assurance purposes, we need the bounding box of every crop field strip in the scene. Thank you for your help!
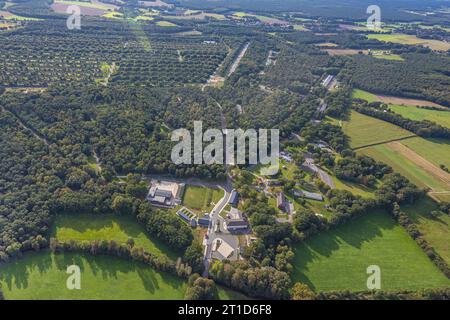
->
[340,110,416,149]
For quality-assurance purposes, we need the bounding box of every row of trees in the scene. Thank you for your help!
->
[334,155,392,187]
[390,203,450,278]
[136,202,193,251]
[209,260,292,300]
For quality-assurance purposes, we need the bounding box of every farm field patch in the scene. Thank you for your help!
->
[352,89,445,108]
[402,197,450,265]
[0,252,187,300]
[388,105,450,129]
[162,12,227,20]
[358,143,449,191]
[400,137,450,169]
[387,141,450,187]
[156,20,178,27]
[292,210,450,292]
[231,12,289,25]
[51,214,179,260]
[331,175,376,199]
[367,33,450,51]
[341,110,414,149]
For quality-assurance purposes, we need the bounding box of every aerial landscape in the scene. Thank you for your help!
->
[0,0,450,304]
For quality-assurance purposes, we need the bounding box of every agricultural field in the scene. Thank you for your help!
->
[182,185,224,214]
[340,110,415,149]
[162,12,227,20]
[370,51,404,61]
[388,105,450,129]
[231,12,289,25]
[51,214,179,260]
[400,137,450,169]
[156,20,178,27]
[359,142,450,191]
[353,89,446,108]
[292,210,450,292]
[367,33,450,51]
[0,252,187,300]
[51,0,118,16]
[402,197,450,266]
[331,175,376,199]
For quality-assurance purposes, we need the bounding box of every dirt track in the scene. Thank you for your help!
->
[388,141,450,187]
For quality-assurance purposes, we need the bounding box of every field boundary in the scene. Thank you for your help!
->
[353,134,416,150]
[387,141,450,189]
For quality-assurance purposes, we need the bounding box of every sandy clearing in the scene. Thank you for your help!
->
[388,141,450,188]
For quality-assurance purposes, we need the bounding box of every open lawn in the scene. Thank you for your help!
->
[51,214,179,260]
[292,210,450,292]
[402,197,450,266]
[352,89,382,103]
[358,142,450,191]
[388,105,450,129]
[371,52,404,61]
[331,175,376,199]
[367,33,450,51]
[182,185,224,214]
[0,251,187,300]
[341,111,415,149]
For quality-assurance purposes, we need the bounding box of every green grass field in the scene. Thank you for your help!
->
[372,53,404,61]
[331,175,376,199]
[54,0,113,10]
[358,143,448,191]
[400,137,450,169]
[341,111,414,149]
[51,214,179,260]
[388,105,450,129]
[0,251,187,300]
[367,33,450,51]
[352,89,379,103]
[156,21,177,27]
[0,251,249,300]
[402,197,450,266]
[292,210,450,292]
[182,185,224,214]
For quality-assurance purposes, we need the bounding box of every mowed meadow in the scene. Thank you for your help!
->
[388,105,450,129]
[0,251,248,300]
[0,251,187,300]
[339,110,414,149]
[1,213,249,300]
[402,197,450,266]
[343,91,450,193]
[292,210,450,292]
[51,214,180,260]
